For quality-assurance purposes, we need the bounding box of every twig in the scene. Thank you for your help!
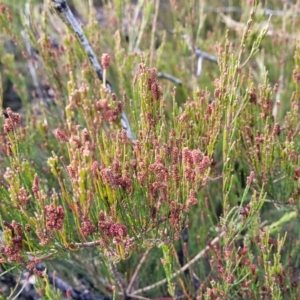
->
[26,251,57,261]
[169,31,218,74]
[110,262,128,300]
[194,47,218,64]
[180,33,218,76]
[126,294,150,300]
[74,240,102,247]
[207,175,223,183]
[131,231,226,295]
[49,0,135,142]
[196,56,203,77]
[126,249,151,294]
[157,72,182,85]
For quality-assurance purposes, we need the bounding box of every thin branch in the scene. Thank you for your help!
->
[126,294,150,300]
[194,47,218,64]
[131,231,226,295]
[127,248,151,294]
[110,262,128,300]
[179,33,218,77]
[26,251,57,261]
[74,240,102,248]
[196,56,203,77]
[49,0,135,142]
[157,72,182,85]
[169,31,218,73]
[207,175,223,183]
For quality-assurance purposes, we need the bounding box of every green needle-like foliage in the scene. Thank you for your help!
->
[1,0,300,299]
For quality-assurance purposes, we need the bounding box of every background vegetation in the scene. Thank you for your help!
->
[1,0,300,299]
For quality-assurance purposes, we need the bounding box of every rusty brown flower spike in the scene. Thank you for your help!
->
[49,0,135,141]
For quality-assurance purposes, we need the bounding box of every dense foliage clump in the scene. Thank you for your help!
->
[1,0,300,299]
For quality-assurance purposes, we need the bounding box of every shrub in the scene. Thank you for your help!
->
[1,0,300,299]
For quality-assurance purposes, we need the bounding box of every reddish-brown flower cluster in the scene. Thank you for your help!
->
[67,164,78,180]
[246,171,255,186]
[100,159,133,193]
[26,257,41,271]
[148,68,161,100]
[254,132,264,161]
[272,123,281,137]
[0,4,12,22]
[172,164,180,186]
[18,187,31,205]
[248,88,257,104]
[294,168,300,181]
[151,81,160,100]
[105,105,122,123]
[54,128,69,142]
[32,174,40,198]
[98,211,113,236]
[184,189,198,212]
[4,118,13,134]
[169,201,183,240]
[182,147,211,182]
[150,182,167,202]
[81,128,89,143]
[82,141,92,157]
[172,146,179,164]
[259,93,273,119]
[3,108,21,133]
[96,99,109,110]
[147,68,156,89]
[137,170,146,184]
[134,65,162,102]
[98,211,127,242]
[136,157,146,184]
[119,174,133,193]
[101,53,110,69]
[91,160,99,178]
[244,125,253,146]
[148,155,169,182]
[36,229,53,246]
[6,141,13,156]
[44,204,65,230]
[109,223,127,238]
[205,101,216,118]
[1,221,23,262]
[100,166,118,189]
[240,204,250,217]
[169,201,182,225]
[69,135,81,148]
[112,155,121,175]
[80,218,96,236]
[179,112,188,122]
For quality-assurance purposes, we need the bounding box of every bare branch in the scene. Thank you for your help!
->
[48,0,135,141]
[127,249,151,294]
[157,72,182,85]
[110,262,128,300]
[131,231,226,295]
